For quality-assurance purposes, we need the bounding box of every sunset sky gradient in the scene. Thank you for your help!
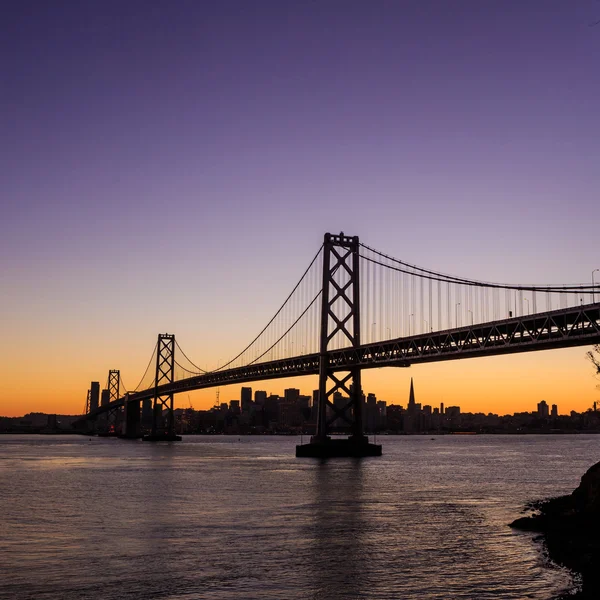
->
[1,1,599,417]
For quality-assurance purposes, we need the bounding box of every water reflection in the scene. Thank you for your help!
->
[309,459,367,600]
[0,435,592,600]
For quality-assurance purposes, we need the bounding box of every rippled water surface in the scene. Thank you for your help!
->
[1,434,599,599]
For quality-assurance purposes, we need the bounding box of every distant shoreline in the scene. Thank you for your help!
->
[2,430,600,436]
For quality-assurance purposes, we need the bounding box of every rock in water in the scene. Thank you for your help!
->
[572,461,600,514]
[510,460,600,599]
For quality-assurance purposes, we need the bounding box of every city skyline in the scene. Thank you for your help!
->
[3,371,595,421]
[5,377,600,426]
[2,1,600,418]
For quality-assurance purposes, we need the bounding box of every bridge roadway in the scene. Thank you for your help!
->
[82,302,600,421]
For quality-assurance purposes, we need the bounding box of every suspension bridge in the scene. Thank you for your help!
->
[75,232,600,456]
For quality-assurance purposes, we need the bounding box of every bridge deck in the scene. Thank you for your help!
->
[79,303,600,422]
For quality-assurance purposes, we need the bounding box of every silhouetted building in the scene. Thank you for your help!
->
[331,391,346,430]
[551,404,558,418]
[101,389,110,407]
[279,397,301,428]
[284,388,300,402]
[241,387,252,413]
[229,400,240,415]
[404,378,418,432]
[254,390,267,405]
[445,406,461,429]
[366,393,378,432]
[538,400,549,419]
[90,381,100,412]
[264,394,280,427]
[142,398,153,428]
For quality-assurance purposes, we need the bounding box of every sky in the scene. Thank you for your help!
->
[1,0,599,417]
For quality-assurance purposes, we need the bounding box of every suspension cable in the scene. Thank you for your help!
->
[360,252,597,295]
[175,340,207,373]
[245,291,322,367]
[214,245,324,371]
[131,341,158,391]
[360,242,597,292]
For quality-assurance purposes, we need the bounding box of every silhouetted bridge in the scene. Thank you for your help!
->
[76,233,600,456]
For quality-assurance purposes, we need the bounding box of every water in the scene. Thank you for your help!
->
[1,434,598,600]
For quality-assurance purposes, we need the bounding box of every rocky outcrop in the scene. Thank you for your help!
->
[511,461,600,599]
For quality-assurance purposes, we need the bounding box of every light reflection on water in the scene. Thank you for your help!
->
[0,434,598,599]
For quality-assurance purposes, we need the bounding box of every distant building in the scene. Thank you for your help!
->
[298,395,311,415]
[279,397,301,428]
[241,387,252,413]
[331,391,346,430]
[142,398,153,429]
[229,400,240,415]
[445,406,461,429]
[311,390,320,422]
[284,388,300,402]
[254,390,267,405]
[551,404,558,418]
[537,400,549,419]
[404,379,417,432]
[90,381,100,412]
[366,393,378,432]
[264,394,280,426]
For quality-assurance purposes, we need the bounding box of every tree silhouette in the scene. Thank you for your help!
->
[587,346,600,394]
[588,346,600,375]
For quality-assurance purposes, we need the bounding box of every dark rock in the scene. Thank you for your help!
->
[511,461,600,599]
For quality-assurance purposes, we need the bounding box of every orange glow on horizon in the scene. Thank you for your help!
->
[1,347,598,418]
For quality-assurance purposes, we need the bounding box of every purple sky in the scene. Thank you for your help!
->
[1,1,599,414]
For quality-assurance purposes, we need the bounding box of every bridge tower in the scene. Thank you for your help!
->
[143,333,181,441]
[297,232,381,457]
[104,369,121,435]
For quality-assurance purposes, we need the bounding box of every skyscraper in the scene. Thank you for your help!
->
[404,378,418,433]
[407,378,416,413]
[90,382,100,412]
[241,387,252,413]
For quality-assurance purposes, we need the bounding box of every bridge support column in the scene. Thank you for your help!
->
[297,232,381,458]
[143,333,181,441]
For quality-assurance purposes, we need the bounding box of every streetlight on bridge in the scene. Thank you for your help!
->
[593,269,599,303]
[455,302,461,328]
[524,298,529,315]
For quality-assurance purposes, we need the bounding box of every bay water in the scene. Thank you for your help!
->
[1,434,598,599]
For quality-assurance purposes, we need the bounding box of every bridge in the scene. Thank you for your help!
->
[75,233,600,456]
